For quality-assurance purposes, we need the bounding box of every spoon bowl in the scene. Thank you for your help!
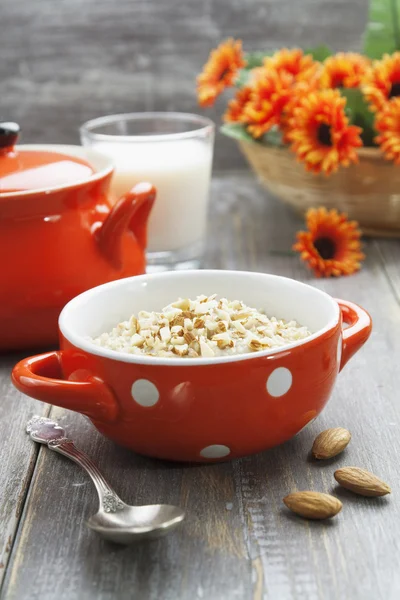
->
[87,504,185,543]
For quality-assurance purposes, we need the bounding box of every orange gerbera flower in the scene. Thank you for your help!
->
[320,52,370,88]
[197,39,246,107]
[243,69,293,138]
[282,77,322,141]
[363,52,400,111]
[375,97,400,163]
[263,48,319,81]
[223,86,252,122]
[294,208,365,277]
[287,89,362,175]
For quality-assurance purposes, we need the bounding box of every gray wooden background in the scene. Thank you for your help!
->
[1,0,368,169]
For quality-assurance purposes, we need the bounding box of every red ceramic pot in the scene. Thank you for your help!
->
[0,122,156,350]
[12,271,372,462]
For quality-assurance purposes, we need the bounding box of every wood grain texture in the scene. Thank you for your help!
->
[0,0,368,169]
[0,353,48,587]
[375,239,400,298]
[239,142,400,237]
[2,174,400,600]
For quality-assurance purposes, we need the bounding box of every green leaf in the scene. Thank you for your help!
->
[236,51,274,89]
[303,44,332,62]
[220,123,284,147]
[363,0,400,58]
[220,123,256,143]
[341,88,377,146]
[261,126,284,147]
[235,68,252,89]
[244,51,273,69]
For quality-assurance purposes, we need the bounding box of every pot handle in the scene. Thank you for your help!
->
[0,121,20,152]
[97,182,156,269]
[11,351,118,422]
[336,299,372,371]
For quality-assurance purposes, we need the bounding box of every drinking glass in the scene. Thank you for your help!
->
[80,112,215,271]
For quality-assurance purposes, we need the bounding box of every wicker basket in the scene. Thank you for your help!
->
[238,140,400,237]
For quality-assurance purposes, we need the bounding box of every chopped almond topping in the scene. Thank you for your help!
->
[92,295,311,358]
[199,338,215,357]
[193,318,205,329]
[182,311,196,319]
[171,344,189,356]
[171,315,185,327]
[172,298,190,310]
[184,331,196,344]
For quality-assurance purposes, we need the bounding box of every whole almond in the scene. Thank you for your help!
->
[283,491,342,520]
[334,467,391,497]
[312,427,351,460]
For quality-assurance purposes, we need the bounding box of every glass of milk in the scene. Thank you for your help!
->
[80,113,214,271]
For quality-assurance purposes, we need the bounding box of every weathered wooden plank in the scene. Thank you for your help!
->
[0,0,368,170]
[374,239,400,303]
[0,353,49,588]
[3,407,251,600]
[3,175,400,600]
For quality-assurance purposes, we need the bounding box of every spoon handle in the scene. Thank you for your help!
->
[26,416,124,514]
[51,440,125,513]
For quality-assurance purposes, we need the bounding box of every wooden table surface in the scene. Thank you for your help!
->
[1,173,399,600]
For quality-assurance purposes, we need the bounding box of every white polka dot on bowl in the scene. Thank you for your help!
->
[200,445,231,459]
[266,367,292,397]
[131,379,159,407]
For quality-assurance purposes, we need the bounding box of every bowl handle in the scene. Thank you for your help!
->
[97,182,156,269]
[11,351,118,422]
[336,299,372,371]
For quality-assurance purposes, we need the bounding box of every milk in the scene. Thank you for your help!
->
[91,139,213,253]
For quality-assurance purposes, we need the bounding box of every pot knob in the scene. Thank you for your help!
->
[0,122,20,150]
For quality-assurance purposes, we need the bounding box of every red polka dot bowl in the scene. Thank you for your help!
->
[12,270,372,462]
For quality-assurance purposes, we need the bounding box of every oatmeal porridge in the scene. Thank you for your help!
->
[91,295,311,358]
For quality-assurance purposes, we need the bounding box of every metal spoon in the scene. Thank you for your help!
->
[26,416,185,544]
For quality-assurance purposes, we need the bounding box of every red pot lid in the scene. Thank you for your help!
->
[0,122,95,193]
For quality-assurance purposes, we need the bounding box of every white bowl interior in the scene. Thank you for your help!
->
[59,271,339,365]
